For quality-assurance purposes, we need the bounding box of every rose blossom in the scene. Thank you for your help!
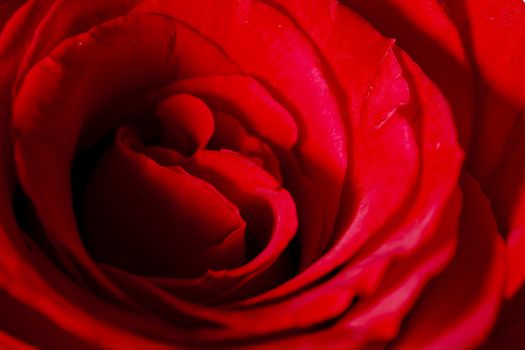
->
[0,0,523,349]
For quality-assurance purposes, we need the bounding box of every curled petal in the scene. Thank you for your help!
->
[155,94,215,154]
[83,128,247,278]
[147,149,298,303]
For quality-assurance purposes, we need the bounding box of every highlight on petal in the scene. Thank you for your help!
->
[0,330,35,350]
[507,227,525,297]
[0,0,26,32]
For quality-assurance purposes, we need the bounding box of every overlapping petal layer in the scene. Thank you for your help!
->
[0,0,522,349]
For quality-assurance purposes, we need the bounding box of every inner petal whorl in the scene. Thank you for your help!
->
[81,126,247,278]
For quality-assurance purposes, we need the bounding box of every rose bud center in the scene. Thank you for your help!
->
[81,94,250,278]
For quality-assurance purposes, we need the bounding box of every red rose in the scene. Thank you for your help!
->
[0,0,523,348]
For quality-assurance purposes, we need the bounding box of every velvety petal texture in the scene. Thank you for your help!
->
[0,0,523,349]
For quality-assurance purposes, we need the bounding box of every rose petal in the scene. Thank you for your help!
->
[154,93,215,155]
[481,282,525,349]
[0,226,174,348]
[444,0,525,180]
[233,190,459,349]
[0,0,26,32]
[0,330,35,350]
[0,0,56,201]
[0,288,90,349]
[484,110,525,296]
[330,190,461,348]
[507,227,525,297]
[342,0,474,147]
[243,31,461,306]
[392,175,506,349]
[141,149,298,303]
[82,127,246,278]
[210,111,283,183]
[0,0,55,98]
[12,0,141,94]
[444,0,525,297]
